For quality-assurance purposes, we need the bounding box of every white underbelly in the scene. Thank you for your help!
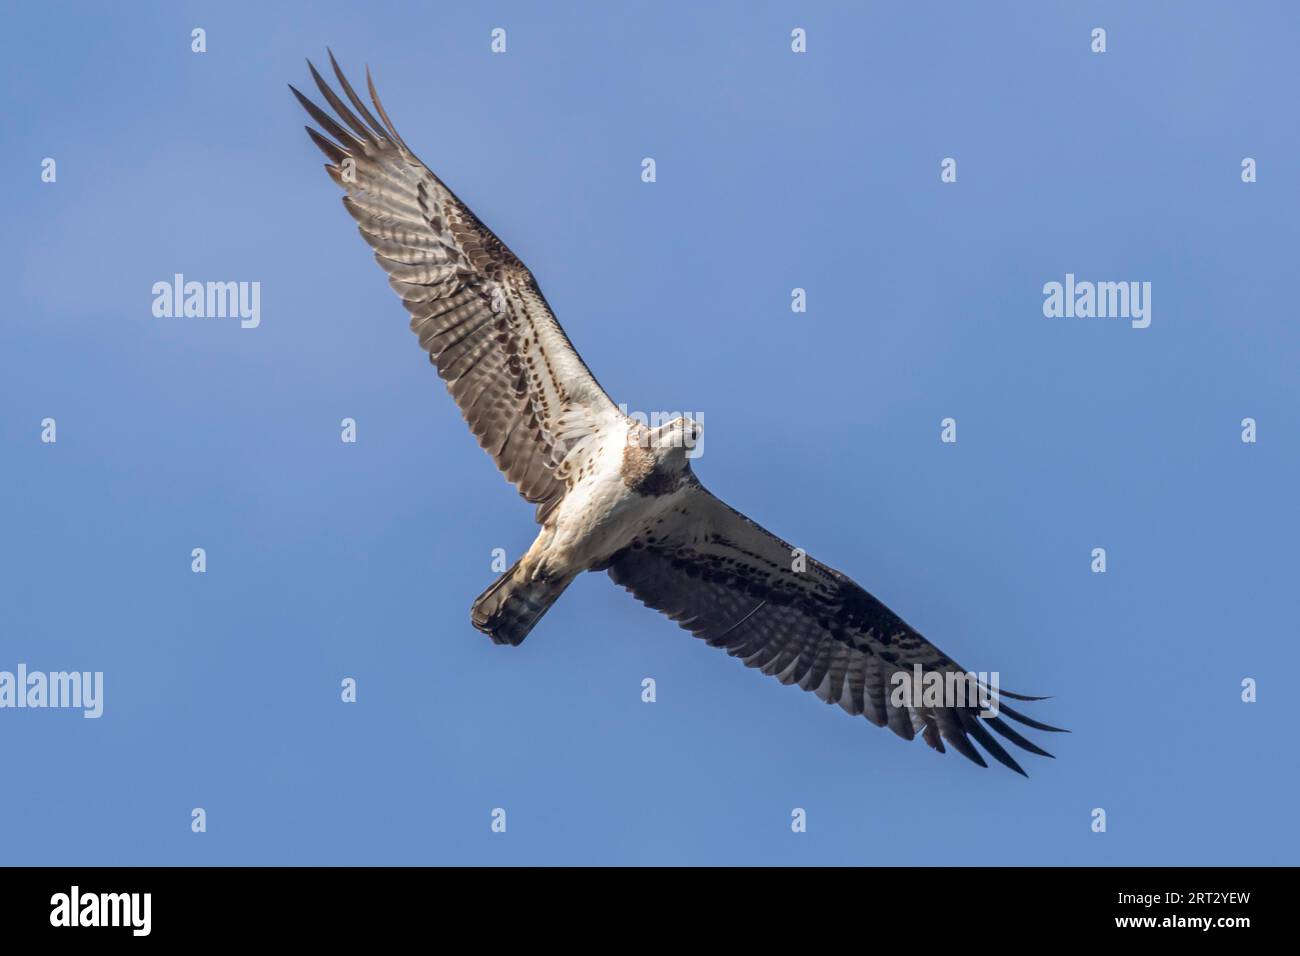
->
[546,471,668,571]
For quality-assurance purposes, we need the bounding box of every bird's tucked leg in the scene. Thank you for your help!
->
[470,532,577,646]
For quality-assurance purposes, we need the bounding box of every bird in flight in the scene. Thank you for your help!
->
[291,53,1065,775]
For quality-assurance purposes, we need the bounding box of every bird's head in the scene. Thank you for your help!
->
[623,416,703,492]
[647,416,703,464]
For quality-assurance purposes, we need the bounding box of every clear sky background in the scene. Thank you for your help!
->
[2,1,1297,865]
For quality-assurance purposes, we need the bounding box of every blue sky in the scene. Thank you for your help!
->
[2,1,1297,865]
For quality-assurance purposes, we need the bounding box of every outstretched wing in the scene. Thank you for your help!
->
[606,484,1066,774]
[291,52,622,522]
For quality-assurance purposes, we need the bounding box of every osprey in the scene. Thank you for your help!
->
[292,53,1065,775]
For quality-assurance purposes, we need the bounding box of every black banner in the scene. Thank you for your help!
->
[0,866,1279,941]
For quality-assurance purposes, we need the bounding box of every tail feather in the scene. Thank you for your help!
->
[471,560,575,646]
